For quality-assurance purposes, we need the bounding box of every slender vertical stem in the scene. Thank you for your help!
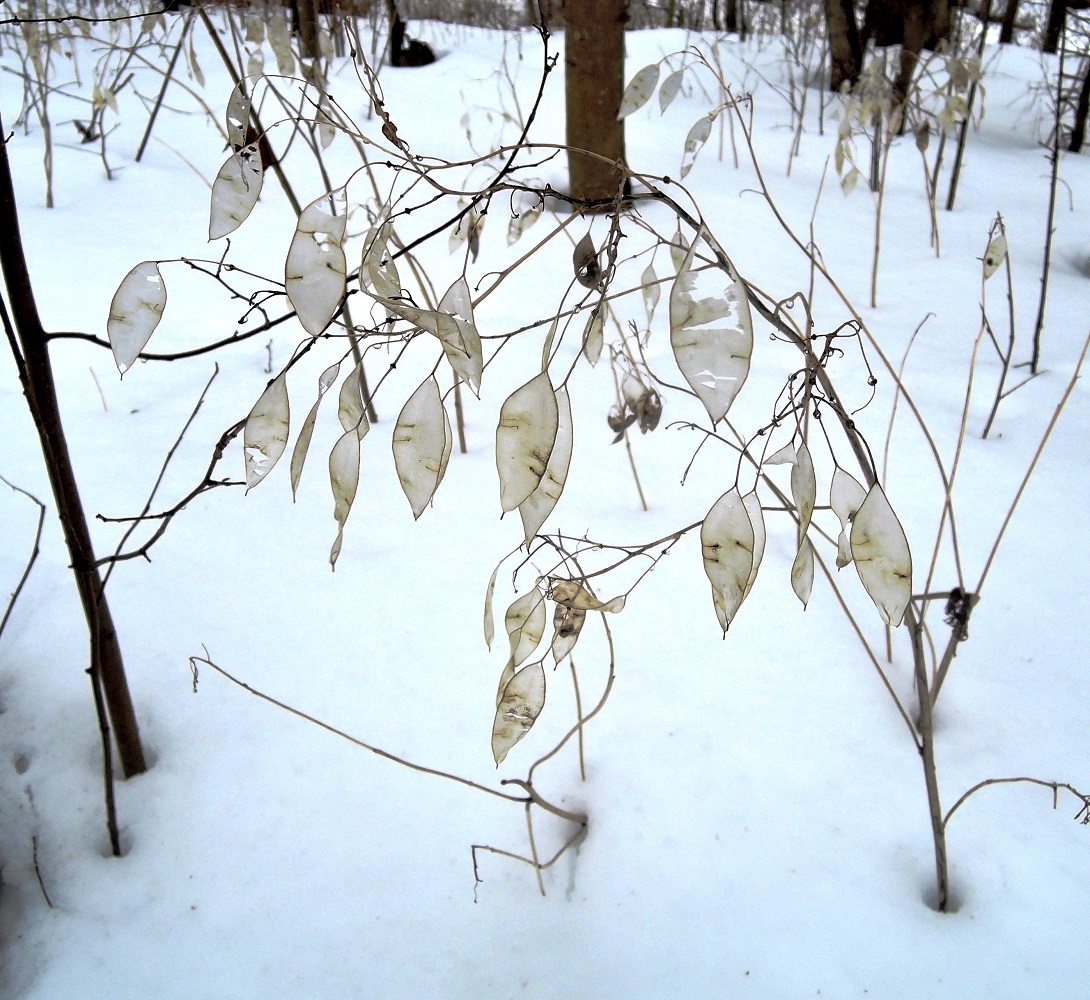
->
[945,104,971,212]
[981,231,1017,440]
[569,657,586,780]
[945,2,989,211]
[88,661,122,857]
[870,112,896,309]
[906,604,949,911]
[135,9,193,163]
[0,110,146,779]
[622,428,648,512]
[524,802,546,896]
[1032,41,1064,373]
[0,473,45,643]
[453,377,467,454]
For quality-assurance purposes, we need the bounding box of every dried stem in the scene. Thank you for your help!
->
[100,366,221,584]
[0,475,46,643]
[1030,43,1065,373]
[944,776,1090,830]
[976,328,1090,592]
[31,833,53,908]
[189,650,528,806]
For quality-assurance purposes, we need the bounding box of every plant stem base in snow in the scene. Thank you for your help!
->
[0,110,147,782]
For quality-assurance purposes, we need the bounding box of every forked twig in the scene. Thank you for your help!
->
[99,365,222,584]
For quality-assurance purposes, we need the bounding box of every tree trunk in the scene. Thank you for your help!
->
[566,0,628,204]
[388,0,407,66]
[863,0,903,45]
[824,0,863,91]
[0,112,147,779]
[1070,57,1090,152]
[1000,0,1020,43]
[291,0,321,60]
[892,0,927,110]
[1044,0,1066,53]
[864,0,949,48]
[863,0,952,111]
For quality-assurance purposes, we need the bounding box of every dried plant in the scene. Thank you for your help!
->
[100,24,940,894]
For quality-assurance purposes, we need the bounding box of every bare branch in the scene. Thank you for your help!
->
[0,475,46,643]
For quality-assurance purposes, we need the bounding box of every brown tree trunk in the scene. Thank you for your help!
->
[1070,56,1090,152]
[864,0,949,48]
[565,0,628,204]
[291,0,321,60]
[893,0,929,110]
[1000,0,1020,43]
[863,0,903,45]
[388,0,407,66]
[824,0,863,91]
[0,113,147,779]
[863,0,951,111]
[1043,0,1066,53]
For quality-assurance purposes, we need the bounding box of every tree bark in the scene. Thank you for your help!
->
[1000,0,1020,43]
[1070,56,1090,152]
[388,0,407,66]
[291,0,321,60]
[1044,0,1066,54]
[864,0,949,49]
[824,0,863,91]
[893,0,929,110]
[0,115,146,778]
[565,0,628,204]
[862,0,951,112]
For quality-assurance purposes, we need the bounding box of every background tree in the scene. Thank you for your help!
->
[824,0,863,90]
[863,0,952,108]
[386,0,436,66]
[290,0,321,60]
[1000,0,1022,43]
[565,0,628,203]
[1044,0,1067,53]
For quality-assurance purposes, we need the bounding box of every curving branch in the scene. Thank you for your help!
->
[0,475,46,643]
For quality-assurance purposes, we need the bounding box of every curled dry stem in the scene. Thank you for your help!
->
[190,641,599,894]
[944,777,1090,831]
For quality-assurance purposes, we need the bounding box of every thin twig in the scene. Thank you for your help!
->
[0,476,46,643]
[569,657,586,781]
[943,776,1090,830]
[99,366,225,581]
[524,802,546,896]
[976,328,1090,592]
[32,834,53,909]
[189,650,527,806]
[471,821,586,901]
[87,658,121,857]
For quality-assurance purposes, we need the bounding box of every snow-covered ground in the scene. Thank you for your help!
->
[1,16,1088,998]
